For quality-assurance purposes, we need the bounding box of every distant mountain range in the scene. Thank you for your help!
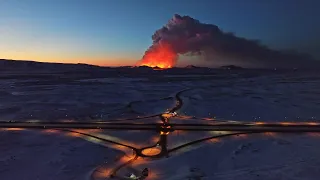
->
[220,65,244,70]
[0,59,104,72]
[0,59,239,71]
[1,59,314,74]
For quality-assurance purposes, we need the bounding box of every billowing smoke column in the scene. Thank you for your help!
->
[137,14,318,68]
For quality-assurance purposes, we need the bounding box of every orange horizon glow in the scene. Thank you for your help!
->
[0,22,140,67]
[306,122,319,126]
[2,128,25,131]
[0,57,137,67]
[280,122,295,126]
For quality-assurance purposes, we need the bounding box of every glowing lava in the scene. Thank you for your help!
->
[141,147,161,156]
[136,42,177,69]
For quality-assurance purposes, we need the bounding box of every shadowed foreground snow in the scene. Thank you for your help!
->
[0,129,122,180]
[132,134,320,180]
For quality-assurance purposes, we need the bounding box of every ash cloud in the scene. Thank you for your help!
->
[148,14,319,68]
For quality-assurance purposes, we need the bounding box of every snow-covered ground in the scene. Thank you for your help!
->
[132,133,320,180]
[0,129,122,180]
[1,70,320,179]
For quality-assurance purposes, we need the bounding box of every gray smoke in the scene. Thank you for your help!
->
[149,14,319,68]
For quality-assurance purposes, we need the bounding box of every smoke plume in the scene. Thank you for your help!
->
[137,14,319,68]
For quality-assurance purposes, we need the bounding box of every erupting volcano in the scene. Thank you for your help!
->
[135,14,319,69]
[136,42,177,69]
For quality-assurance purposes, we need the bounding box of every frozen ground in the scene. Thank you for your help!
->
[1,70,319,122]
[132,133,320,180]
[1,69,320,179]
[0,129,122,180]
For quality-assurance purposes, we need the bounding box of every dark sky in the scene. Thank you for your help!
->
[1,0,319,66]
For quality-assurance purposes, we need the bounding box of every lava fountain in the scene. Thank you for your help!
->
[136,42,177,69]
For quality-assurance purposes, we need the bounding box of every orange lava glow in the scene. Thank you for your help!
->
[305,122,319,126]
[162,113,173,119]
[160,131,170,135]
[4,128,25,131]
[141,147,161,156]
[136,42,177,69]
[134,157,148,165]
[203,117,215,121]
[119,155,134,163]
[280,122,295,126]
[111,144,128,151]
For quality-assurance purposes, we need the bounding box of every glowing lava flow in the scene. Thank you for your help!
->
[136,42,177,69]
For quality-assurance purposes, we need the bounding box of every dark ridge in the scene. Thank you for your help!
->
[220,65,244,70]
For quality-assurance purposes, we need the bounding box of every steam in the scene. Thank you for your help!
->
[142,14,318,68]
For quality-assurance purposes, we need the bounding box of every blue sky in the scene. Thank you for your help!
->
[1,0,319,66]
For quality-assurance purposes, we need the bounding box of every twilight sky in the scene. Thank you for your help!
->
[1,0,319,66]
